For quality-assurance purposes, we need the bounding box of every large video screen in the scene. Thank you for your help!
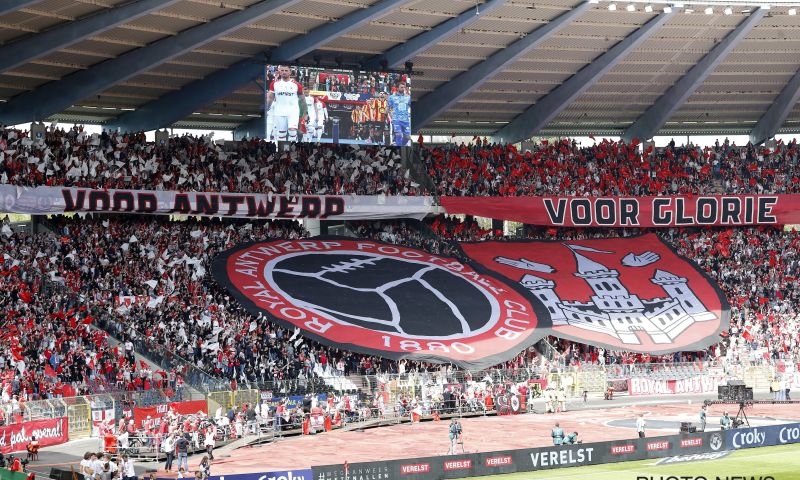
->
[264,65,411,146]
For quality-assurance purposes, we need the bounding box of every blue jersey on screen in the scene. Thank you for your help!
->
[388,94,411,124]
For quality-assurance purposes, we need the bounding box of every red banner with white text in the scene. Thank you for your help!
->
[441,195,797,227]
[628,375,725,396]
[133,400,207,428]
[0,417,69,454]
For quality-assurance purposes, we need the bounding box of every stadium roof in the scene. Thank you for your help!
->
[0,0,799,143]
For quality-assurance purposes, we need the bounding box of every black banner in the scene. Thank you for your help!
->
[312,431,726,480]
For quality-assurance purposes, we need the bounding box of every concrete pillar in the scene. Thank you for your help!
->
[492,219,504,236]
[304,219,321,237]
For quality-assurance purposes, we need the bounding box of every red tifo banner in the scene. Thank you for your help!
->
[441,195,794,227]
[0,417,68,454]
[133,400,207,428]
[460,233,730,354]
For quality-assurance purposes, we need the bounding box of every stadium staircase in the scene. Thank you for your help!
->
[742,364,774,391]
[405,146,435,192]
[311,364,360,393]
[350,374,375,398]
[102,327,207,400]
[574,370,607,395]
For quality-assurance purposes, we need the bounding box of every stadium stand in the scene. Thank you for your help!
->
[0,217,174,403]
[9,210,790,402]
[2,129,799,403]
[0,127,422,195]
[422,139,800,196]
[6,0,800,477]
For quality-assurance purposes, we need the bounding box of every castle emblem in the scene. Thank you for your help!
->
[496,244,717,345]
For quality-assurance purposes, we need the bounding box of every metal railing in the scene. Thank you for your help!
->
[110,433,207,462]
[589,361,719,380]
[9,388,204,440]
[0,361,775,452]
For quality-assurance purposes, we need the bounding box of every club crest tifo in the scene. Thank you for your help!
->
[495,243,718,346]
[215,234,728,358]
[213,237,545,369]
[456,233,731,353]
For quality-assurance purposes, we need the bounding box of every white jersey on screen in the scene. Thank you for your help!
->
[305,95,326,142]
[269,78,302,141]
[317,100,328,141]
[265,107,276,142]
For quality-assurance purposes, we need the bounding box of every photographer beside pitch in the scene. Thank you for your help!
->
[552,422,565,445]
[720,411,732,430]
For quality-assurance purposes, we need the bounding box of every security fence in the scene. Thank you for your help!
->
[7,388,205,441]
[207,389,261,416]
[3,359,779,451]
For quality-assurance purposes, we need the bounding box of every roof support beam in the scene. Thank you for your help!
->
[493,11,674,144]
[108,0,407,132]
[623,8,764,142]
[0,0,182,74]
[749,66,800,144]
[268,0,407,62]
[0,1,39,17]
[0,0,302,125]
[411,0,592,131]
[362,0,505,71]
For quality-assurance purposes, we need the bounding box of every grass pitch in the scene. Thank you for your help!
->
[486,443,800,480]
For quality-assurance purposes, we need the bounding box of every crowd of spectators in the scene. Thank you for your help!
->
[3,126,800,403]
[311,69,410,97]
[422,137,800,196]
[0,126,420,195]
[0,215,188,409]
[0,210,548,405]
[30,215,445,389]
[6,127,800,199]
[6,208,795,404]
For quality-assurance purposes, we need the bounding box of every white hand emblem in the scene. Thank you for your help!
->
[494,257,555,273]
[621,251,660,267]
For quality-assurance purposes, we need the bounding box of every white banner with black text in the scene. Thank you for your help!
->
[0,186,435,220]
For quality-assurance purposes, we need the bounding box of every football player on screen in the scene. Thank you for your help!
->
[387,82,411,146]
[367,91,389,145]
[304,91,326,142]
[267,65,303,142]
